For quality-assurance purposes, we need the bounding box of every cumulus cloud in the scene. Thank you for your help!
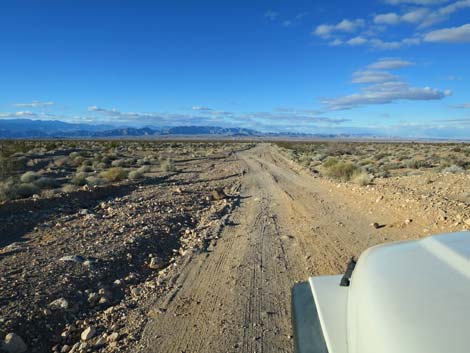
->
[424,23,470,42]
[14,101,54,108]
[346,36,368,45]
[313,19,364,38]
[374,9,430,25]
[322,60,451,110]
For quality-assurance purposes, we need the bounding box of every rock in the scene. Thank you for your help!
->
[405,219,413,224]
[80,326,96,341]
[130,287,142,297]
[107,332,119,342]
[149,257,164,270]
[60,345,71,353]
[211,188,227,201]
[48,298,69,310]
[59,255,85,264]
[1,333,27,353]
[79,209,89,215]
[371,222,380,229]
[375,195,383,203]
[94,336,107,347]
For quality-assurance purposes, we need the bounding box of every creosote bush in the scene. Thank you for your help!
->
[128,170,143,180]
[20,171,39,183]
[100,167,128,182]
[324,160,360,182]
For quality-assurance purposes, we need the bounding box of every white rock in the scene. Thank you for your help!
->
[80,326,96,341]
[48,298,69,310]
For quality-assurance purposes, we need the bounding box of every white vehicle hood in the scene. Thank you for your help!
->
[347,231,470,353]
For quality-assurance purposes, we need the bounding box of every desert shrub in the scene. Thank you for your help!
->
[53,157,68,167]
[16,183,40,198]
[85,176,106,186]
[0,156,25,177]
[70,172,88,186]
[20,171,39,183]
[351,171,373,186]
[100,167,128,182]
[161,158,176,172]
[137,165,150,173]
[111,159,126,167]
[406,159,431,169]
[62,184,78,192]
[0,180,16,201]
[128,170,143,180]
[323,157,339,168]
[77,165,94,173]
[442,165,464,174]
[325,161,359,181]
[35,177,60,189]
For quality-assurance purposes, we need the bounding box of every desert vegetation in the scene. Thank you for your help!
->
[276,141,470,185]
[0,140,245,202]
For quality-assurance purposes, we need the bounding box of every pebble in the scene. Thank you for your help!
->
[80,326,96,341]
[48,298,69,310]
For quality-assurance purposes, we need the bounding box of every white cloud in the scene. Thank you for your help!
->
[264,10,279,21]
[191,106,213,111]
[450,103,470,108]
[322,59,451,110]
[346,36,368,45]
[313,19,364,38]
[419,0,470,27]
[374,13,401,25]
[14,101,54,108]
[385,0,448,4]
[374,9,430,25]
[368,58,415,69]
[424,23,470,42]
[352,70,398,83]
[323,84,451,110]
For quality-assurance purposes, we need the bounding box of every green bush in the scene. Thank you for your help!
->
[35,177,60,189]
[128,170,143,180]
[20,171,39,183]
[322,157,339,168]
[325,161,359,181]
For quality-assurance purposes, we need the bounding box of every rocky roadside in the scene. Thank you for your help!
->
[0,154,243,353]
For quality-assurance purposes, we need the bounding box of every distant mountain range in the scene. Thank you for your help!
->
[0,119,260,138]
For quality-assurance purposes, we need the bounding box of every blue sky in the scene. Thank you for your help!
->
[0,0,469,138]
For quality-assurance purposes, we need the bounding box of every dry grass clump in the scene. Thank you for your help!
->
[0,180,40,202]
[161,158,176,172]
[71,172,88,186]
[324,160,359,181]
[351,171,373,186]
[100,167,128,182]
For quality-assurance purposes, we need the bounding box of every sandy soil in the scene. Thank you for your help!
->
[1,143,469,353]
[132,144,469,353]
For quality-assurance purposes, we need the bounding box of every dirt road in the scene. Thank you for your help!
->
[136,144,427,353]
